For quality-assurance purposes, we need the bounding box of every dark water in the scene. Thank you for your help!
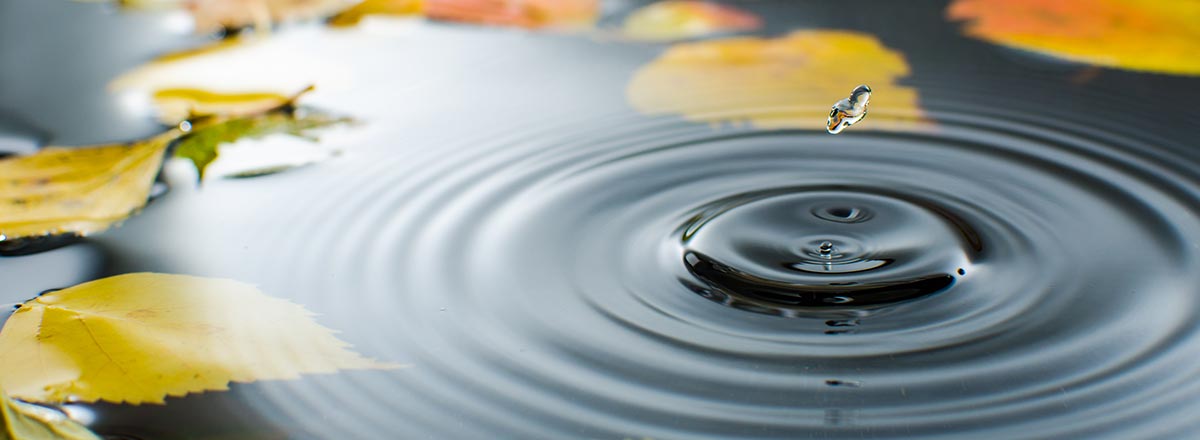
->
[4,1,1200,439]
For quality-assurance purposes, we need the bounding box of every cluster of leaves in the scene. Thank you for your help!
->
[0,81,362,437]
[0,87,347,249]
[114,0,766,39]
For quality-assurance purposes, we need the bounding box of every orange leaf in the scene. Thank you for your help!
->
[947,0,1200,75]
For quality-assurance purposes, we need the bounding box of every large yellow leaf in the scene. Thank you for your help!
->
[0,131,178,241]
[0,273,397,405]
[626,30,921,129]
[946,0,1200,76]
[1,390,98,440]
[621,1,762,42]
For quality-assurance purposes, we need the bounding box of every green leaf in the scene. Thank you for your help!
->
[174,106,351,182]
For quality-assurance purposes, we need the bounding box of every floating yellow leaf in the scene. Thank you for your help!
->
[152,88,294,124]
[0,131,178,241]
[1,390,99,440]
[622,1,761,42]
[627,30,921,129]
[0,273,397,405]
[424,0,598,30]
[946,0,1200,76]
[328,0,424,27]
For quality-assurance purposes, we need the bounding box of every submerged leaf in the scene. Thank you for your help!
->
[1,390,99,440]
[626,30,921,129]
[328,0,424,27]
[946,0,1200,76]
[424,0,598,30]
[622,1,761,42]
[0,131,178,241]
[0,273,398,405]
[176,104,350,181]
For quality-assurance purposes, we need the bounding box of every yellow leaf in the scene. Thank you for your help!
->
[1,390,99,440]
[946,0,1200,76]
[0,131,178,241]
[0,273,397,405]
[626,30,921,129]
[622,1,762,42]
[151,88,295,125]
[328,0,424,27]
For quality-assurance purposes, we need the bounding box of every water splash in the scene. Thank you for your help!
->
[827,84,872,134]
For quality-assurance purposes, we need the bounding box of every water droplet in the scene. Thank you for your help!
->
[957,268,966,275]
[818,241,835,257]
[826,85,871,134]
[0,234,6,242]
[178,120,192,132]
[439,307,447,312]
[823,296,853,304]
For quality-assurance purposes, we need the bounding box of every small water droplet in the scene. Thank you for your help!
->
[823,296,853,304]
[439,307,446,312]
[178,120,192,132]
[957,268,966,275]
[0,234,6,242]
[818,241,835,258]
[826,85,871,134]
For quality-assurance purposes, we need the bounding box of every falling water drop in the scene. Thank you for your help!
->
[826,85,871,134]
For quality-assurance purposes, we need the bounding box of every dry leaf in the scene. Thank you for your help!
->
[327,0,424,27]
[0,390,99,440]
[0,273,398,405]
[626,30,921,129]
[0,131,178,241]
[622,1,761,42]
[424,0,598,30]
[946,0,1200,76]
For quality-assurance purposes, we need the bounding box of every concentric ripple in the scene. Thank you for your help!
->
[680,187,974,312]
[216,95,1200,439]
